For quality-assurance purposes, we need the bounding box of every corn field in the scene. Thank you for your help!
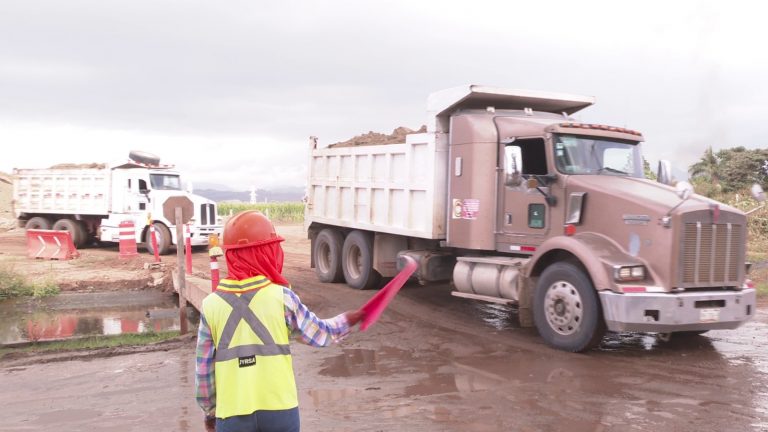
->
[217,202,305,223]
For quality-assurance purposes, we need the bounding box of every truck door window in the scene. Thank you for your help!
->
[504,138,547,176]
[138,179,149,194]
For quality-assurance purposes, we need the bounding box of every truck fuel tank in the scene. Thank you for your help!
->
[397,250,456,283]
[453,256,529,301]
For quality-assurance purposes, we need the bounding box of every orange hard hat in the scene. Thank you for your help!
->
[222,210,283,250]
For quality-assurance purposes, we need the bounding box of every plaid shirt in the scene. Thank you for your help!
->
[195,286,350,417]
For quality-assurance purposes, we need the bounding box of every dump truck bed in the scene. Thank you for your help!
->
[306,132,448,239]
[13,168,112,216]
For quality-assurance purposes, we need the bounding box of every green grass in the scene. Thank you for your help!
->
[0,266,59,300]
[0,331,180,359]
[751,266,768,298]
[218,202,305,223]
[757,281,768,297]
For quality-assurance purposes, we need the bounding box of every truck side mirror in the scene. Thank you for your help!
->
[504,145,523,187]
[657,160,673,185]
[675,181,694,200]
[751,184,766,203]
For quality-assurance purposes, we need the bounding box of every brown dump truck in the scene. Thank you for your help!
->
[305,85,762,352]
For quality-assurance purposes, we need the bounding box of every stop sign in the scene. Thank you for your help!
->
[163,196,195,225]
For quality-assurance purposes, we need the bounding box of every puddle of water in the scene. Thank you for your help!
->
[0,291,198,344]
[472,303,520,331]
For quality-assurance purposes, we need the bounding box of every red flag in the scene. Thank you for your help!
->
[359,256,417,331]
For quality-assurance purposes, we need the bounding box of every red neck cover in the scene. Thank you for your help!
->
[225,240,289,286]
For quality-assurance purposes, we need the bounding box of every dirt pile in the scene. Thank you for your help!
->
[330,125,427,147]
[49,163,106,169]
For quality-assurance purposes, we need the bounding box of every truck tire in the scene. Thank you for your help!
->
[52,218,87,248]
[129,150,161,166]
[25,217,51,230]
[146,223,172,255]
[314,228,344,283]
[533,262,606,352]
[341,230,381,290]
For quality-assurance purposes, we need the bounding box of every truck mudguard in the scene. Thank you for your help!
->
[527,232,647,292]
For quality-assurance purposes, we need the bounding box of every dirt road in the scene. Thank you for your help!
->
[2,225,768,431]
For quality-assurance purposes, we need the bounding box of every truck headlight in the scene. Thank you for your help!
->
[614,265,645,282]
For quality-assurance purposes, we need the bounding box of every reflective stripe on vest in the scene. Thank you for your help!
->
[213,290,291,362]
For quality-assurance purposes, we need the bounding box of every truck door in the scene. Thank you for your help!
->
[126,177,150,212]
[498,138,550,252]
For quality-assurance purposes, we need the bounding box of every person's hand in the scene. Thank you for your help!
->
[204,415,216,432]
[344,309,365,327]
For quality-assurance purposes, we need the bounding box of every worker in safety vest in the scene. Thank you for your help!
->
[195,210,363,432]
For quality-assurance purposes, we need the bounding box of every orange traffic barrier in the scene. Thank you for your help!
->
[118,220,139,259]
[26,229,80,260]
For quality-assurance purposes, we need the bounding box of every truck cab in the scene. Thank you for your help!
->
[102,158,221,254]
[442,87,754,351]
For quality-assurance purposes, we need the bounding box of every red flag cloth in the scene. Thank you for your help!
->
[359,256,417,331]
[224,238,290,286]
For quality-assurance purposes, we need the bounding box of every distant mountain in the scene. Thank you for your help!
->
[195,187,304,203]
[193,182,237,192]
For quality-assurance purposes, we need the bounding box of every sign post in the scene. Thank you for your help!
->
[175,207,188,335]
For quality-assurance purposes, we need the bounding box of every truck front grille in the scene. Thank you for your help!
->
[681,222,741,286]
[200,204,216,225]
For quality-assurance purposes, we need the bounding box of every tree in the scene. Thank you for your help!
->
[642,157,657,181]
[715,147,768,192]
[688,146,721,188]
[687,146,768,197]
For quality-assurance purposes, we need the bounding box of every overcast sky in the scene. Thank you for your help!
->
[1,0,766,191]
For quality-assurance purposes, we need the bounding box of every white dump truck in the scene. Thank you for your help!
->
[13,151,222,254]
[305,85,762,352]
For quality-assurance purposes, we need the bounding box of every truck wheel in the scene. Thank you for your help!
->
[533,262,605,352]
[52,218,87,247]
[25,217,51,230]
[342,230,381,290]
[314,229,344,283]
[146,223,172,255]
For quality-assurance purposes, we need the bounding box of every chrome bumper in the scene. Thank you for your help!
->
[598,289,756,333]
[189,226,223,246]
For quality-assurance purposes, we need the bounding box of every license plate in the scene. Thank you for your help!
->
[699,308,720,323]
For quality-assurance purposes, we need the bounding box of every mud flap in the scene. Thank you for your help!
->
[517,277,535,327]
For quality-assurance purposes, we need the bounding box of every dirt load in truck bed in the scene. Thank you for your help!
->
[48,163,107,169]
[330,125,426,147]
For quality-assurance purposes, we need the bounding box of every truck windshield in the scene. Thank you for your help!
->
[150,174,182,190]
[553,134,643,177]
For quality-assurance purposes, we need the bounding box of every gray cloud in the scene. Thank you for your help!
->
[1,0,766,189]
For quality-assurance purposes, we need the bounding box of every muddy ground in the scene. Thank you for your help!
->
[1,225,767,432]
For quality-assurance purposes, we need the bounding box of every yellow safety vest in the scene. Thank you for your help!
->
[201,276,298,419]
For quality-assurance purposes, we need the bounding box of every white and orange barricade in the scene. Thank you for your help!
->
[185,223,193,275]
[26,229,80,260]
[118,220,139,259]
[148,215,160,263]
[208,234,223,292]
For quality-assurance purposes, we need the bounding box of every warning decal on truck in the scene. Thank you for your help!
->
[452,198,479,220]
